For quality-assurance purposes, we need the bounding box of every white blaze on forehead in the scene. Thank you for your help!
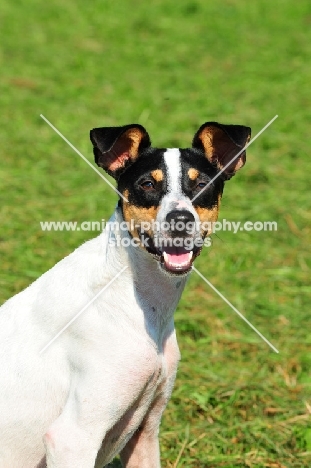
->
[163,148,182,194]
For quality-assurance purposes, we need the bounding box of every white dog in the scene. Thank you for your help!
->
[0,121,250,467]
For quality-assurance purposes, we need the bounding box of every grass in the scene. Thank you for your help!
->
[1,0,311,466]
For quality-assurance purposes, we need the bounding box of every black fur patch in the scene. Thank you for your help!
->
[180,148,224,208]
[117,147,224,210]
[118,148,167,208]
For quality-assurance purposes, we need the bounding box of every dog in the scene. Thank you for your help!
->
[0,121,251,467]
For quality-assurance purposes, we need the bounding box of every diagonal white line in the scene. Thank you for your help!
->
[192,266,279,353]
[40,114,128,202]
[39,266,128,354]
[191,115,278,203]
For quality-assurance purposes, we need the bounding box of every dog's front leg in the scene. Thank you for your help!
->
[44,417,100,468]
[119,398,164,468]
[120,383,176,468]
[120,427,161,468]
[43,379,111,468]
[120,330,181,468]
[120,333,180,468]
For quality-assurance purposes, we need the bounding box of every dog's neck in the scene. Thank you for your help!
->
[106,206,189,328]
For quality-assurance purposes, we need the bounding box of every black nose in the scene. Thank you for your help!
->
[165,210,195,236]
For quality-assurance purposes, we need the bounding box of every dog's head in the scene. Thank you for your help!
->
[90,122,251,276]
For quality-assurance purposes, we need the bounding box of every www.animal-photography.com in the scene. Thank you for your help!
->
[0,1,310,467]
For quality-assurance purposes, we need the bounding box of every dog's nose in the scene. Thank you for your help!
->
[165,210,195,236]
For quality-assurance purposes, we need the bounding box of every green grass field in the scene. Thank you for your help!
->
[1,0,311,466]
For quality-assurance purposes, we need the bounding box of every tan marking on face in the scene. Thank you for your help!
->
[122,190,160,248]
[195,194,222,236]
[151,169,163,183]
[188,168,199,180]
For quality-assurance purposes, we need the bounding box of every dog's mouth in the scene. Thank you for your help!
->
[161,247,194,273]
[140,232,201,275]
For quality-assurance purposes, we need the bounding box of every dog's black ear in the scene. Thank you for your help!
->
[192,122,251,180]
[90,124,151,179]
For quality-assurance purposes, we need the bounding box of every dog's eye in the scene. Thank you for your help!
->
[140,180,155,191]
[196,181,207,189]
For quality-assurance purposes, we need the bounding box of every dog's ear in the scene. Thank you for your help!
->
[192,122,251,180]
[90,124,151,179]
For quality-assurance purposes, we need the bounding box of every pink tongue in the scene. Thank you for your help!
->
[166,253,191,265]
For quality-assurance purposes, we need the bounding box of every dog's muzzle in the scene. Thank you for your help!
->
[140,210,203,275]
